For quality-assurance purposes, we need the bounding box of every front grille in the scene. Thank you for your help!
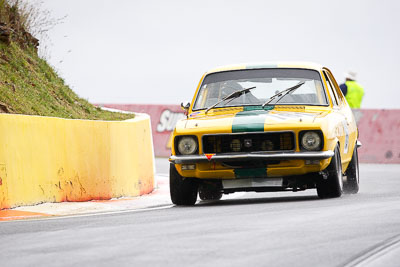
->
[203,132,295,154]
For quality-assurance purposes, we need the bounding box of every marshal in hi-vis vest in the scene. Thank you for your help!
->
[345,81,364,108]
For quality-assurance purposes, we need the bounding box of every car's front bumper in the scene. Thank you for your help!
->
[169,150,334,164]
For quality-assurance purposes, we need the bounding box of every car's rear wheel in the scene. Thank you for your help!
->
[343,145,359,194]
[316,146,343,198]
[170,164,198,205]
[199,183,223,201]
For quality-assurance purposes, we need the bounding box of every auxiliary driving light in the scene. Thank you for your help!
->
[261,140,274,151]
[230,139,241,152]
[305,159,320,165]
[181,164,196,170]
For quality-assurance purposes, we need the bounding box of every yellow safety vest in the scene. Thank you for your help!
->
[345,81,364,108]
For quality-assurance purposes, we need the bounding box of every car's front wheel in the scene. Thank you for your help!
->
[170,164,198,205]
[343,145,359,194]
[316,146,343,198]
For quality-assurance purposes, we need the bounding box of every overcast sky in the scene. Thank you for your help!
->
[40,0,400,108]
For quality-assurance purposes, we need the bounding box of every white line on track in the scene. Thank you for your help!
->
[4,173,247,223]
[343,234,400,267]
[2,205,174,223]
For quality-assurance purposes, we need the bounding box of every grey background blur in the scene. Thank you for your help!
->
[41,0,400,108]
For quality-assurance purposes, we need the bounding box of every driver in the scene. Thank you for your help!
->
[220,81,260,104]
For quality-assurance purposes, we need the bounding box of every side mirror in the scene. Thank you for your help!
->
[180,102,190,116]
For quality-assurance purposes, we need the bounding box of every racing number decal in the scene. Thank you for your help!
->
[342,120,349,154]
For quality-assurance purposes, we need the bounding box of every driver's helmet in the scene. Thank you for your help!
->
[220,81,242,98]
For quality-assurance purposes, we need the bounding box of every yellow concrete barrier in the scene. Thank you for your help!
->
[0,113,155,209]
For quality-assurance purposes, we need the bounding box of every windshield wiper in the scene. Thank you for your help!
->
[261,81,305,108]
[205,86,256,113]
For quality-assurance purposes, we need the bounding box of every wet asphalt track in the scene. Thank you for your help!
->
[1,161,400,267]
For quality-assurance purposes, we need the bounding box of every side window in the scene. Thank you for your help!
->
[323,71,338,107]
[327,71,345,104]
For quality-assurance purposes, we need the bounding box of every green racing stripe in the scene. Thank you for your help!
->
[231,106,274,178]
[232,106,274,133]
[246,63,278,69]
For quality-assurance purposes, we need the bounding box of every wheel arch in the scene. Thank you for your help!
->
[321,140,340,171]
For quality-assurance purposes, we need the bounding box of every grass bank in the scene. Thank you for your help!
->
[0,42,133,120]
[0,0,133,120]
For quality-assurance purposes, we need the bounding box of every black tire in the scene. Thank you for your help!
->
[170,164,198,205]
[199,184,223,201]
[316,146,343,198]
[343,145,360,194]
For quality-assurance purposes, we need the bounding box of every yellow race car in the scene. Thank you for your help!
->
[169,62,361,205]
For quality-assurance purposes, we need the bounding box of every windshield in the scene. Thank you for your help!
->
[193,68,328,110]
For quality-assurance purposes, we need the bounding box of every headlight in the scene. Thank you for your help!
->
[177,136,198,155]
[301,131,322,151]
